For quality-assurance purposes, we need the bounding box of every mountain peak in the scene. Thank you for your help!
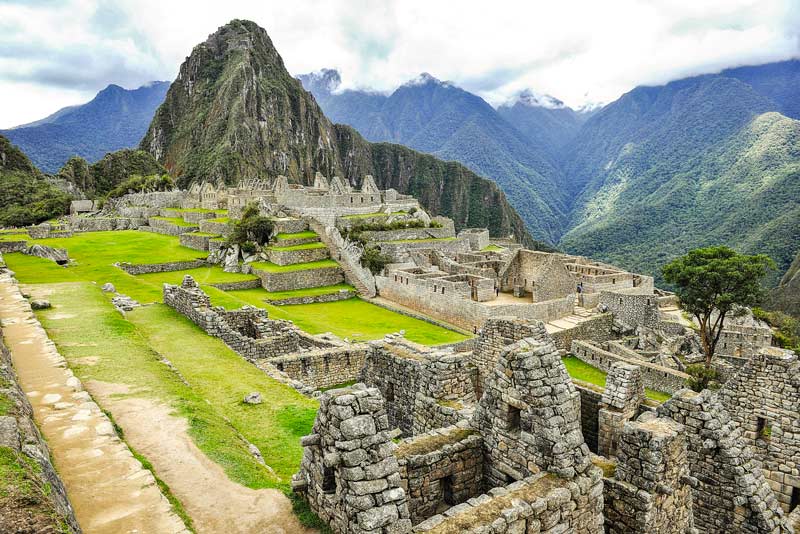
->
[513,89,566,109]
[403,72,451,88]
[297,69,342,95]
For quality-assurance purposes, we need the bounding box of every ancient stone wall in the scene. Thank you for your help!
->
[267,288,355,306]
[469,317,549,395]
[361,226,456,243]
[719,348,800,513]
[146,217,198,236]
[292,384,412,534]
[575,382,603,453]
[198,219,231,236]
[270,347,368,390]
[117,259,208,275]
[549,313,614,350]
[69,217,147,232]
[377,275,573,331]
[207,279,262,291]
[500,250,575,302]
[599,291,661,330]
[265,245,329,266]
[0,241,27,253]
[395,425,483,524]
[473,337,592,485]
[658,389,790,533]
[604,416,693,534]
[571,340,688,394]
[377,238,470,264]
[252,264,344,292]
[413,471,604,534]
[179,232,213,251]
[596,363,644,458]
[457,228,490,251]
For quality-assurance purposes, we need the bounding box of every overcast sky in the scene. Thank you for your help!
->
[1,0,799,128]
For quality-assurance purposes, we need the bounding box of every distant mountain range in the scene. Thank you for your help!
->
[298,69,588,243]
[5,34,798,287]
[1,82,169,173]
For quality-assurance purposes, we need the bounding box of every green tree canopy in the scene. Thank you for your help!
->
[663,246,775,370]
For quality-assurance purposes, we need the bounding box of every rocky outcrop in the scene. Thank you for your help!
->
[23,244,69,265]
[765,252,800,317]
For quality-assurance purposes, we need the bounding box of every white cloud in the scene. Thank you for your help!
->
[0,0,798,127]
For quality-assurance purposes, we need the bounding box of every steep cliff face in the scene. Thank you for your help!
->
[765,252,800,317]
[141,19,342,185]
[142,20,534,245]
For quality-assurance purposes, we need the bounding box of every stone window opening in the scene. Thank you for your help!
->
[507,405,522,433]
[441,475,456,506]
[276,362,284,372]
[322,466,336,494]
[323,356,329,372]
[386,382,395,402]
[441,287,445,294]
[756,416,771,439]
[619,298,623,305]
[790,487,800,512]
[301,359,310,375]
[612,278,616,284]
[433,284,437,293]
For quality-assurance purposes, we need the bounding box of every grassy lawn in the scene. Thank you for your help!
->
[168,208,228,215]
[250,259,339,273]
[562,356,671,403]
[274,231,317,240]
[482,245,505,252]
[0,233,29,242]
[209,289,468,345]
[206,217,230,223]
[34,283,317,491]
[184,231,219,237]
[135,267,258,287]
[3,231,207,303]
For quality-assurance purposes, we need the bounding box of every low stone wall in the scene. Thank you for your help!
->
[0,328,81,533]
[412,395,474,436]
[413,471,604,533]
[270,289,355,306]
[377,237,470,263]
[395,426,483,524]
[161,209,220,224]
[265,245,329,266]
[69,216,146,232]
[570,340,688,394]
[575,381,603,453]
[550,313,614,351]
[116,205,163,218]
[599,291,661,330]
[0,241,27,253]
[270,346,368,390]
[361,226,455,243]
[272,218,308,234]
[359,344,423,435]
[208,279,262,291]
[179,232,213,251]
[198,219,232,236]
[252,264,344,292]
[118,259,208,275]
[146,217,198,236]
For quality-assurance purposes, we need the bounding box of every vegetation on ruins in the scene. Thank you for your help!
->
[663,246,775,372]
[106,173,175,199]
[752,307,800,352]
[360,246,391,275]
[228,203,274,248]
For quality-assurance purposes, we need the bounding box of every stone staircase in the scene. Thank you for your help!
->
[305,218,377,297]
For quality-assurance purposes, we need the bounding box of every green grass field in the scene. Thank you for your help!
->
[562,356,671,403]
[250,259,339,273]
[4,231,466,344]
[274,231,317,240]
[150,216,198,227]
[35,283,317,491]
[208,288,468,345]
[266,242,326,252]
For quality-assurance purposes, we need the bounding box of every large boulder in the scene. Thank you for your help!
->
[223,244,240,273]
[24,244,69,265]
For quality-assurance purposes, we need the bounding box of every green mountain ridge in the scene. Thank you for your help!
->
[141,20,536,247]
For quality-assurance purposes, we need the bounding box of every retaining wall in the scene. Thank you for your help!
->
[252,265,344,292]
[117,259,208,275]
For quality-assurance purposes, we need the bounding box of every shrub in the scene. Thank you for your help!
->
[240,241,257,254]
[106,174,174,199]
[228,203,273,246]
[685,364,719,392]
[360,246,391,275]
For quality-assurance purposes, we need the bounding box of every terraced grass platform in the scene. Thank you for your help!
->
[562,356,671,403]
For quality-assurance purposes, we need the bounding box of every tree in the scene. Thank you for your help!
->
[360,246,390,275]
[228,203,273,247]
[662,246,774,369]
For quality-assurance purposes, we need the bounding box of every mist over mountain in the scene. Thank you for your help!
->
[1,82,169,173]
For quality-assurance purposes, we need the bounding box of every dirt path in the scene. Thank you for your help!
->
[90,384,313,534]
[0,275,190,534]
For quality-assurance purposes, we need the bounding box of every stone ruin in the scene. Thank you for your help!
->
[292,317,797,533]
